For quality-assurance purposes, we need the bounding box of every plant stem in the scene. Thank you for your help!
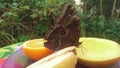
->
[111,0,117,16]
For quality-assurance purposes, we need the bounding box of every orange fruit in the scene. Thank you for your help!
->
[22,39,53,61]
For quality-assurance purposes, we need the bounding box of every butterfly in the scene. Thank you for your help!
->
[44,2,81,50]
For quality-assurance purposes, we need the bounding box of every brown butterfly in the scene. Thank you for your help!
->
[44,2,81,50]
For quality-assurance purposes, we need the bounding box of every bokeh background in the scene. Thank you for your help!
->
[0,0,120,47]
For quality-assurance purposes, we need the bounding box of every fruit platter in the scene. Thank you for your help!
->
[1,37,120,68]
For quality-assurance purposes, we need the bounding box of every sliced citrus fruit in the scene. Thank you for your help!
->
[76,37,120,68]
[22,39,53,61]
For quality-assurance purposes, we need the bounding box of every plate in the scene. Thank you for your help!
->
[2,46,88,68]
[2,47,34,68]
[2,47,120,68]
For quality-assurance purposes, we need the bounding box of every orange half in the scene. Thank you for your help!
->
[22,39,53,61]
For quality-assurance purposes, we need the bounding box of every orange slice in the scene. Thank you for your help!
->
[22,39,53,61]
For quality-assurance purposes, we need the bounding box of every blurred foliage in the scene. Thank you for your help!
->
[0,0,74,47]
[78,0,120,43]
[0,0,120,47]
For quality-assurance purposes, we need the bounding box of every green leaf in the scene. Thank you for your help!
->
[19,5,30,12]
[22,6,30,10]
[43,9,47,16]
[0,19,5,26]
[0,3,5,9]
[30,13,38,18]
[18,35,29,42]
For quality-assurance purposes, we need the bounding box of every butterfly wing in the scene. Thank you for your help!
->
[44,3,80,50]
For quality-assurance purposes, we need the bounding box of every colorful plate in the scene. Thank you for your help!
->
[2,47,34,68]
